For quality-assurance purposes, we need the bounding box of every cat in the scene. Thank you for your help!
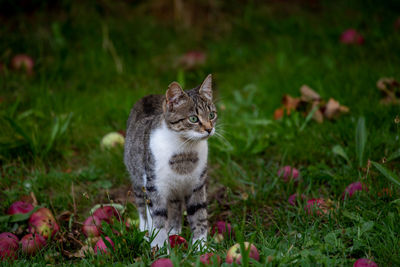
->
[124,74,217,249]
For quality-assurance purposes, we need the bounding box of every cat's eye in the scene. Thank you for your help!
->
[188,115,199,123]
[209,112,216,120]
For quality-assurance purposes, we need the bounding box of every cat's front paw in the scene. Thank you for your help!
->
[150,228,168,249]
[192,236,208,252]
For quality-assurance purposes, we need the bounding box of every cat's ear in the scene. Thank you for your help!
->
[199,74,213,101]
[166,82,187,110]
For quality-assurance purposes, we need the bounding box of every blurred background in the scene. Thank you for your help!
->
[1,0,400,265]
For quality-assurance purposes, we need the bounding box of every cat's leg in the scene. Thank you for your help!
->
[146,191,168,248]
[132,185,147,232]
[185,185,208,249]
[167,198,183,235]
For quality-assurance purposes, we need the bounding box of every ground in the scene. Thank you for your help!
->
[1,0,400,266]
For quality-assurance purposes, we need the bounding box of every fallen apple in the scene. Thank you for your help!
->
[342,181,368,200]
[11,54,34,75]
[340,29,364,45]
[211,221,233,242]
[20,233,46,255]
[93,206,121,224]
[94,236,114,254]
[278,166,299,182]
[304,198,327,216]
[29,208,59,239]
[200,252,221,265]
[100,132,125,149]
[0,233,19,261]
[288,193,307,206]
[226,242,259,264]
[151,258,173,267]
[168,235,188,249]
[7,201,34,215]
[353,258,378,267]
[82,216,102,237]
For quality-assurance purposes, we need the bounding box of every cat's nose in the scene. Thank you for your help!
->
[205,128,212,134]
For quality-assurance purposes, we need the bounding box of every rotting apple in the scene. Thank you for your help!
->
[93,206,121,224]
[0,233,19,261]
[342,181,368,200]
[200,252,221,265]
[20,233,46,255]
[226,242,259,264]
[100,132,125,149]
[94,236,114,255]
[29,208,59,239]
[82,216,102,237]
[340,29,364,45]
[211,221,233,242]
[151,258,174,267]
[304,198,327,216]
[7,201,34,215]
[169,235,188,249]
[288,193,307,206]
[353,258,378,267]
[277,166,299,182]
[11,54,34,75]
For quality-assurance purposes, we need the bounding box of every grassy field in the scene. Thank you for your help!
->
[1,0,400,266]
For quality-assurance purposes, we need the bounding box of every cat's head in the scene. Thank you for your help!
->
[163,74,217,141]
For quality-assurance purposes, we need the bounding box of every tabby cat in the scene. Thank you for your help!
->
[124,74,216,248]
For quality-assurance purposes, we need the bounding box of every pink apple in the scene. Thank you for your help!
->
[0,232,19,261]
[151,258,173,267]
[304,198,327,216]
[20,233,46,255]
[200,252,221,265]
[11,54,34,75]
[93,206,121,224]
[169,235,188,249]
[342,181,368,200]
[94,236,114,254]
[353,258,378,267]
[29,208,59,239]
[82,216,102,237]
[7,201,34,215]
[226,242,260,264]
[211,221,233,242]
[278,166,300,182]
[340,29,364,45]
[288,193,307,206]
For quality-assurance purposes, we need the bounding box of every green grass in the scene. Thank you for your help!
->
[1,0,400,266]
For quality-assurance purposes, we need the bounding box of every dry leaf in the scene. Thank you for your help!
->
[377,77,400,105]
[273,107,284,120]
[282,94,300,114]
[313,108,324,123]
[300,85,321,102]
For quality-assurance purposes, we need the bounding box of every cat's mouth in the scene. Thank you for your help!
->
[182,129,215,141]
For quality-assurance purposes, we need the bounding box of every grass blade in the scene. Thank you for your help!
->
[387,149,400,162]
[371,161,400,188]
[332,145,351,165]
[355,117,367,167]
[299,105,318,132]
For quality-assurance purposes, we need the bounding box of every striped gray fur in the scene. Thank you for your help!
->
[124,75,216,248]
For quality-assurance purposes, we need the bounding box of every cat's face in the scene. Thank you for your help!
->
[163,74,217,141]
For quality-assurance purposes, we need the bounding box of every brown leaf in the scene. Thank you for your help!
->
[313,108,324,123]
[282,94,300,114]
[57,211,72,222]
[377,77,400,105]
[300,85,321,102]
[324,98,341,119]
[273,107,284,120]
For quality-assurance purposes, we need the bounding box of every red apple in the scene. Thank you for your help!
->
[304,198,327,216]
[226,242,259,264]
[29,208,59,239]
[342,181,368,200]
[0,233,19,261]
[200,252,221,265]
[278,166,299,182]
[94,236,114,254]
[340,29,364,45]
[7,201,34,215]
[288,193,307,206]
[151,258,173,267]
[353,258,378,267]
[11,54,34,75]
[82,216,102,237]
[169,235,188,249]
[211,221,233,242]
[93,206,121,224]
[20,233,46,255]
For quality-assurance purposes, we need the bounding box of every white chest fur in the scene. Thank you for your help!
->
[149,121,208,199]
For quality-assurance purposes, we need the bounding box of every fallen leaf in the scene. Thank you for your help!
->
[282,94,301,114]
[300,85,321,102]
[377,77,400,105]
[274,107,284,120]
